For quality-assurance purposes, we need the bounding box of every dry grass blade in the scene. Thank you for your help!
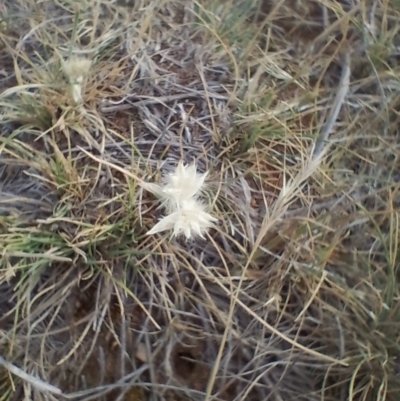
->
[312,52,351,158]
[0,355,62,395]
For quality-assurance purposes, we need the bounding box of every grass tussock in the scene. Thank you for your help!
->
[1,0,400,400]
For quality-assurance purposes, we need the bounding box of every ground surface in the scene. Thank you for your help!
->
[1,0,400,400]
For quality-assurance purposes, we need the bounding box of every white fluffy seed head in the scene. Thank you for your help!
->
[62,56,91,84]
[142,161,217,239]
[162,161,208,204]
[141,161,208,211]
[146,198,217,239]
[62,57,91,103]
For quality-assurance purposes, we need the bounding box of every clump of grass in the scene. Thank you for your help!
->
[1,0,400,401]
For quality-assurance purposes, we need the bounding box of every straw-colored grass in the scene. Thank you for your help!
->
[1,0,400,400]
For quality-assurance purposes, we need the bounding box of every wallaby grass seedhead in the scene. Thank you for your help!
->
[62,56,92,104]
[141,162,217,239]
